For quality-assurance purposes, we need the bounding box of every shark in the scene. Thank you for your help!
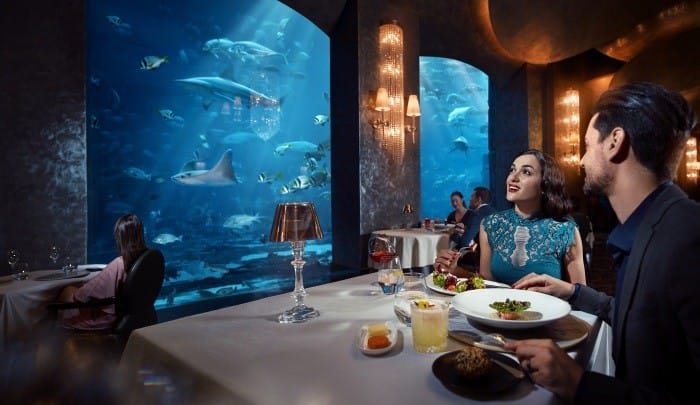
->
[175,76,280,109]
[171,149,236,186]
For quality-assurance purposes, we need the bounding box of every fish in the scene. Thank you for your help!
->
[279,184,293,194]
[450,136,469,153]
[175,76,280,108]
[258,171,283,184]
[223,214,262,230]
[140,56,169,71]
[230,40,288,64]
[202,38,235,59]
[89,74,101,87]
[90,115,99,129]
[274,141,319,156]
[153,233,183,245]
[105,15,128,28]
[447,106,472,126]
[290,175,312,191]
[313,114,329,126]
[158,109,176,120]
[220,131,258,145]
[171,149,237,186]
[124,167,152,181]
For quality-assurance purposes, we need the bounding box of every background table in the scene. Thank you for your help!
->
[372,228,452,269]
[0,269,97,348]
[119,273,613,404]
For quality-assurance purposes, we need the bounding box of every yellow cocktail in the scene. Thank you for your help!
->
[410,299,449,353]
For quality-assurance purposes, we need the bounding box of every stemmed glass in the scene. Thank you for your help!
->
[49,245,61,269]
[7,249,20,279]
[368,234,396,267]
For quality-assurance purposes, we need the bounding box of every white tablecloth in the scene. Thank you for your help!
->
[0,269,98,348]
[119,273,613,404]
[372,228,451,269]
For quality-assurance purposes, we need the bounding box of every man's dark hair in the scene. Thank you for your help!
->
[473,186,492,204]
[593,82,697,182]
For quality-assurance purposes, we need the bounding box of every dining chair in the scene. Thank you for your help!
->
[46,248,166,356]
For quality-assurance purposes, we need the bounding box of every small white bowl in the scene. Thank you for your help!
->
[355,321,398,356]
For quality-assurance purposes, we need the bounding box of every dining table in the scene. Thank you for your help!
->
[371,227,452,270]
[0,268,99,348]
[118,272,613,404]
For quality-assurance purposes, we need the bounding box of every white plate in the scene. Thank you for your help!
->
[77,264,107,271]
[425,273,510,296]
[451,289,571,330]
[355,321,398,356]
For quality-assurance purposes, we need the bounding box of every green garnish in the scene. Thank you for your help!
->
[489,299,531,313]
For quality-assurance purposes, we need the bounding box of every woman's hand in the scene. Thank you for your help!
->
[504,339,583,401]
[511,273,576,300]
[433,249,459,273]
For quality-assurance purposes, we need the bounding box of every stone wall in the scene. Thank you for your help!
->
[0,0,86,274]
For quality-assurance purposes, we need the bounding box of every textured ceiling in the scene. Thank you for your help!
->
[281,0,700,107]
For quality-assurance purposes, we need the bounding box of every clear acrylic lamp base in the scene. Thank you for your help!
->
[278,304,320,324]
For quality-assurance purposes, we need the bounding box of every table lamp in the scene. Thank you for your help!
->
[269,202,323,323]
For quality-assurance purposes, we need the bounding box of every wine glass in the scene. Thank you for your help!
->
[7,249,19,273]
[62,256,75,275]
[377,255,404,295]
[14,262,29,280]
[368,234,396,268]
[49,245,60,268]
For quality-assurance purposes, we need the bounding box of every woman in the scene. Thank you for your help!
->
[435,149,586,285]
[58,214,148,330]
[446,191,469,225]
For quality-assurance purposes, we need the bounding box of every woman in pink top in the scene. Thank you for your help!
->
[58,214,148,330]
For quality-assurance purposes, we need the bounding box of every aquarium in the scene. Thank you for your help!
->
[419,57,490,219]
[85,0,334,315]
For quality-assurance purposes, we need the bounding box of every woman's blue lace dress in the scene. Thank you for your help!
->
[483,209,576,284]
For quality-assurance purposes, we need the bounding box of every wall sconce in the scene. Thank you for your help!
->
[377,20,404,163]
[369,87,390,131]
[686,136,700,183]
[405,94,421,144]
[559,88,580,167]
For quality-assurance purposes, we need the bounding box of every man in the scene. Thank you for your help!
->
[509,82,699,403]
[450,187,496,273]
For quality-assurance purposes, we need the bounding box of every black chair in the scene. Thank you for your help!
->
[47,249,165,353]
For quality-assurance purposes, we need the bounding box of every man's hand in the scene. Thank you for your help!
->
[504,339,584,401]
[511,273,575,300]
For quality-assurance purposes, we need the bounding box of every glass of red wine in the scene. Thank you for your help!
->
[368,234,397,267]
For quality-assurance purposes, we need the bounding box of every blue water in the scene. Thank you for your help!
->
[84,1,489,311]
[419,57,490,219]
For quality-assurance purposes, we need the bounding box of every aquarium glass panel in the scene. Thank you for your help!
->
[419,57,489,220]
[86,0,332,314]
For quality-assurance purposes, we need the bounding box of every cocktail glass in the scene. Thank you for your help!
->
[411,299,449,353]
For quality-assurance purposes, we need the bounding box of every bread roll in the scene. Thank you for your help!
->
[454,346,493,379]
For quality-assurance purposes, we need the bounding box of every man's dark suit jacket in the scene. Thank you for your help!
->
[571,183,700,403]
[454,204,497,248]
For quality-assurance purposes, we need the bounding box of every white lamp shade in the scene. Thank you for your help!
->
[406,94,421,117]
[375,87,390,112]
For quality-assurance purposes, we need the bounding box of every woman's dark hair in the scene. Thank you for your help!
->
[450,191,465,207]
[516,149,571,221]
[113,214,147,273]
[593,82,697,182]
